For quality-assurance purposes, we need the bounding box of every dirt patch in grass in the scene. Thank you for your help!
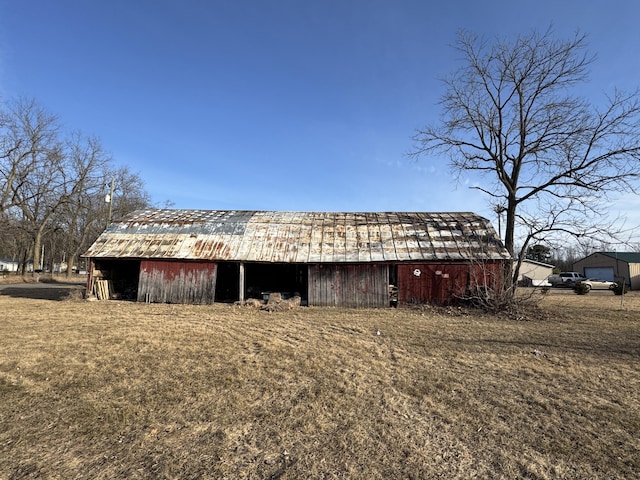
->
[1,292,639,479]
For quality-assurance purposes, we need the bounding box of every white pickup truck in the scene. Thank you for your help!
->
[547,272,586,287]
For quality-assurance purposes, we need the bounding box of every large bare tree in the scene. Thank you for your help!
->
[413,28,640,294]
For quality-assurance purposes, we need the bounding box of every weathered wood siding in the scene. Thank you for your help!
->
[630,263,640,291]
[398,262,504,304]
[138,260,217,304]
[308,264,389,307]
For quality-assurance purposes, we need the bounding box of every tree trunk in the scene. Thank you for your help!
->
[502,197,518,297]
[32,233,42,274]
[65,254,77,278]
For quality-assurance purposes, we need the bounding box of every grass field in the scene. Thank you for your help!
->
[1,286,639,479]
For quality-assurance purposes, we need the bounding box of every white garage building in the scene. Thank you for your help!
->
[517,259,554,286]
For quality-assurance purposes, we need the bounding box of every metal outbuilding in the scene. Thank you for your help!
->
[573,252,640,290]
[83,209,510,306]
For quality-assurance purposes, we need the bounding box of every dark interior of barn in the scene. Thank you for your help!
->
[243,263,308,304]
[90,259,309,304]
[91,259,141,300]
[212,262,310,304]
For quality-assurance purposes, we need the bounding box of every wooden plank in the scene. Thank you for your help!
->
[94,279,110,300]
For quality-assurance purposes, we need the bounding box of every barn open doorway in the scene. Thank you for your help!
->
[90,259,141,300]
[389,264,398,306]
[214,262,240,303]
[244,263,308,305]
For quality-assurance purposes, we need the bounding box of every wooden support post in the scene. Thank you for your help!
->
[86,259,95,297]
[239,262,245,302]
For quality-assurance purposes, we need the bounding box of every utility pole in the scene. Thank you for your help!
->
[105,178,114,228]
[493,204,506,240]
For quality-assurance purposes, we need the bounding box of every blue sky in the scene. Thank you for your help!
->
[1,0,640,229]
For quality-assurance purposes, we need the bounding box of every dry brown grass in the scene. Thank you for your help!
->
[1,289,639,479]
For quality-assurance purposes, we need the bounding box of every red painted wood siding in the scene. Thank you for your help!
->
[398,262,504,304]
[138,260,217,304]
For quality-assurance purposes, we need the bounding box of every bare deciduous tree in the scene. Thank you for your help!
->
[108,166,152,222]
[56,132,112,276]
[0,98,60,215]
[413,28,640,296]
[0,98,152,275]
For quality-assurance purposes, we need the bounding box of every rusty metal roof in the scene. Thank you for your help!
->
[83,209,510,263]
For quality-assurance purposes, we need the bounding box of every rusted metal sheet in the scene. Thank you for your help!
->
[138,260,217,304]
[308,264,389,307]
[84,209,510,263]
[398,262,504,305]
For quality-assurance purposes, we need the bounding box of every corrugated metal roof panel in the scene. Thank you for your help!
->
[84,209,511,263]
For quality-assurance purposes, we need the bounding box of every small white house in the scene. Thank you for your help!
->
[516,259,554,287]
[0,259,19,273]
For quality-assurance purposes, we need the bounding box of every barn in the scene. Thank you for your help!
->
[83,209,510,307]
[573,252,640,290]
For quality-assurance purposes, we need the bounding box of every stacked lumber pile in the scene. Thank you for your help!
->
[94,279,113,300]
